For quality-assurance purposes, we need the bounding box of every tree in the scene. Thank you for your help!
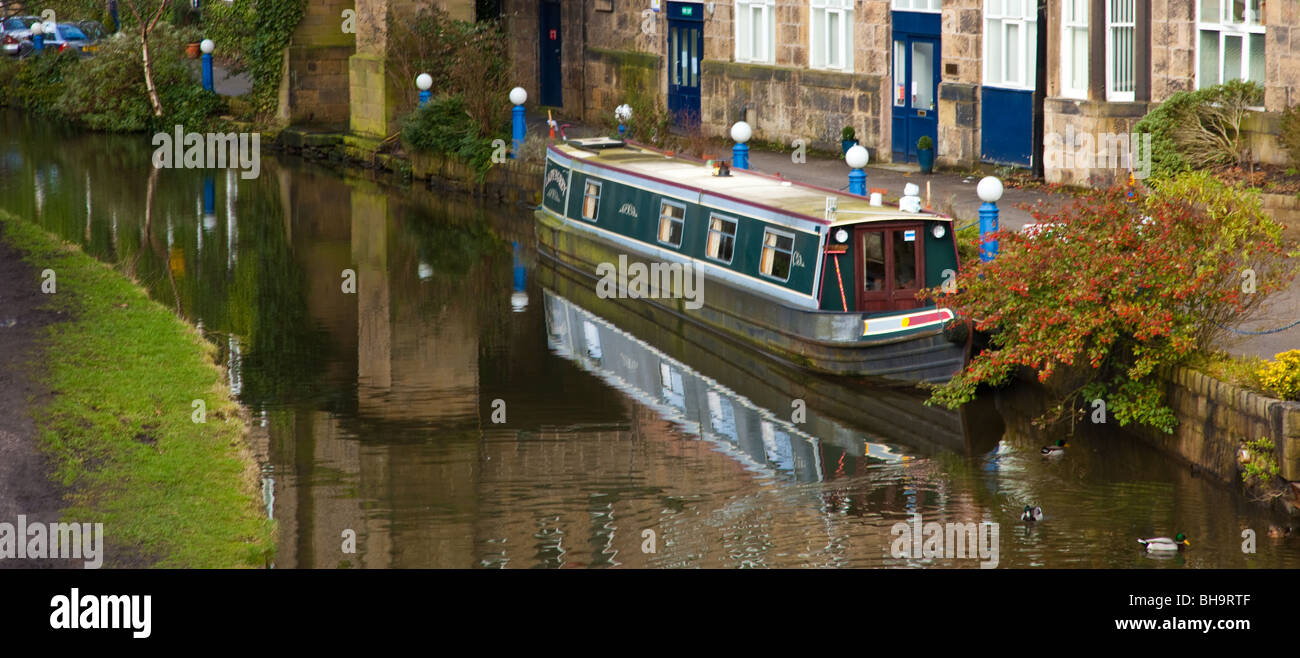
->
[923,172,1298,433]
[120,0,172,117]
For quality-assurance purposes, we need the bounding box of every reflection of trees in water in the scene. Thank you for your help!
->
[227,177,330,409]
[396,199,513,353]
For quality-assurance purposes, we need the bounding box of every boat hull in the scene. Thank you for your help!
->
[536,209,968,385]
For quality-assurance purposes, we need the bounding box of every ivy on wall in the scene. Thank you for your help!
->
[201,0,306,120]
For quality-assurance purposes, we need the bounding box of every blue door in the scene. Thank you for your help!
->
[981,88,1034,166]
[538,0,562,107]
[890,12,940,163]
[667,2,702,126]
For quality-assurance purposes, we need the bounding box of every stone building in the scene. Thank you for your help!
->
[502,1,1298,185]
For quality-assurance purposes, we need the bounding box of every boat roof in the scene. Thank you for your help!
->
[549,140,951,227]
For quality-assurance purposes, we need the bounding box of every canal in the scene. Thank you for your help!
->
[2,109,1296,568]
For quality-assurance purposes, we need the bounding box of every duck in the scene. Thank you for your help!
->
[1041,440,1068,457]
[1138,533,1190,552]
[1021,505,1043,522]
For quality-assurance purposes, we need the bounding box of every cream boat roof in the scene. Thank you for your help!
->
[552,140,951,227]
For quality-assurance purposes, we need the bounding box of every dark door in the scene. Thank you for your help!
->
[890,12,941,163]
[855,223,925,313]
[539,1,562,107]
[666,2,702,126]
[891,36,940,163]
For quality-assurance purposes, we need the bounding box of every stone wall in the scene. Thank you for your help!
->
[1144,367,1300,485]
[1042,98,1148,186]
[584,48,663,128]
[282,0,354,127]
[701,62,883,153]
[1149,0,1196,102]
[1263,0,1300,111]
[937,0,982,168]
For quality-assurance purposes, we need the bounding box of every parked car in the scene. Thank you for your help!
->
[30,23,97,57]
[75,20,106,43]
[1,15,40,57]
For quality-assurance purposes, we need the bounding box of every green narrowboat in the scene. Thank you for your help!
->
[535,138,968,384]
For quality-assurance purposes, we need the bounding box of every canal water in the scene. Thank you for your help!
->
[2,109,1296,568]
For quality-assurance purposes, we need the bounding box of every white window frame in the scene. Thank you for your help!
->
[657,200,686,248]
[582,180,602,222]
[706,212,738,264]
[759,227,796,283]
[1105,0,1135,101]
[735,0,776,64]
[1195,0,1266,89]
[983,0,1037,91]
[810,0,854,72]
[891,0,942,13]
[1060,0,1089,99]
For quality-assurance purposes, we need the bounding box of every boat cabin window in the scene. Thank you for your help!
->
[658,200,686,248]
[855,224,925,312]
[582,181,602,221]
[760,228,795,282]
[706,213,738,264]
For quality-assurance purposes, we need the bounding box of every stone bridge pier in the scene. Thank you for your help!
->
[280,1,475,140]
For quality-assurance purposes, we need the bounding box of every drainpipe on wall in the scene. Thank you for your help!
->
[1032,0,1047,179]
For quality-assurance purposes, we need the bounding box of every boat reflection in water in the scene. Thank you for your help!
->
[539,261,1003,486]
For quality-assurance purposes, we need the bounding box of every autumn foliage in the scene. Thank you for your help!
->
[924,172,1299,432]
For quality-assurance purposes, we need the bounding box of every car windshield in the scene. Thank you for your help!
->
[3,18,29,30]
[58,25,87,40]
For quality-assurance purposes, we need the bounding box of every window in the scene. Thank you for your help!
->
[1061,0,1089,98]
[660,362,685,409]
[892,40,906,107]
[706,214,737,264]
[984,0,1037,89]
[1106,0,1135,101]
[892,0,942,11]
[657,200,685,247]
[759,228,795,282]
[735,0,775,64]
[811,0,853,71]
[582,180,601,221]
[1197,0,1265,89]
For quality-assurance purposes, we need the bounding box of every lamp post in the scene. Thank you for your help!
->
[200,39,215,92]
[615,104,632,139]
[977,176,1003,263]
[31,21,44,53]
[846,145,869,196]
[731,121,751,170]
[509,87,527,159]
[417,73,433,108]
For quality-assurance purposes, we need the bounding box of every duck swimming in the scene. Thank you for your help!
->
[1041,440,1068,457]
[1021,505,1043,522]
[1138,533,1190,552]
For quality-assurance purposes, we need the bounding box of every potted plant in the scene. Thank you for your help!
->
[916,135,935,174]
[841,126,858,156]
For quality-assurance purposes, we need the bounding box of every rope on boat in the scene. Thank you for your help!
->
[1219,319,1300,335]
[834,255,848,312]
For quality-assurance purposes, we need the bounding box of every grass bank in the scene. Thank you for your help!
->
[0,211,274,568]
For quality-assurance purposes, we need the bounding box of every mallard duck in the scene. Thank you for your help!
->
[1021,505,1043,522]
[1138,533,1190,552]
[1041,440,1068,457]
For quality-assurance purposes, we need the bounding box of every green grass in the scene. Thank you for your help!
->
[0,212,275,568]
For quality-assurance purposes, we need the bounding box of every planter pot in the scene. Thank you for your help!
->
[917,147,934,174]
[186,42,201,59]
[841,138,858,156]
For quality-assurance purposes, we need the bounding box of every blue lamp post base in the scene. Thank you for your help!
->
[732,143,749,170]
[979,201,1000,262]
